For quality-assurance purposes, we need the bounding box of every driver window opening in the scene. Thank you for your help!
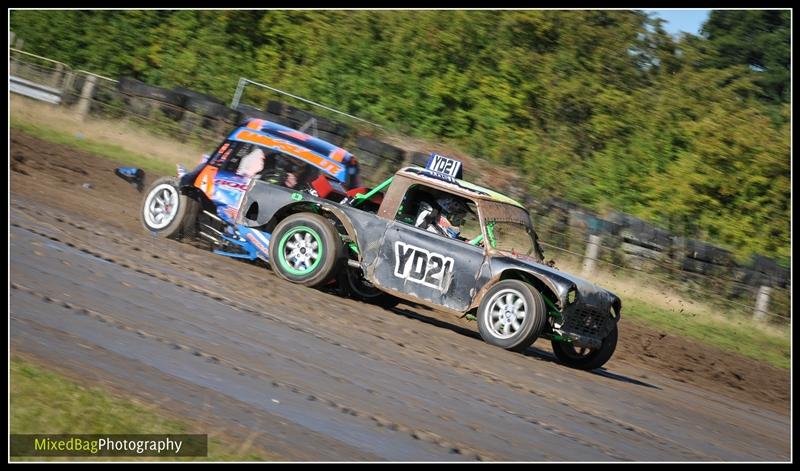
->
[486,220,540,259]
[394,184,481,244]
[229,143,320,190]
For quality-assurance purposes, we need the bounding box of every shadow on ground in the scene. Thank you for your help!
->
[387,304,660,390]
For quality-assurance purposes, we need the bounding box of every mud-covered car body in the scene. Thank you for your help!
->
[237,164,621,351]
[142,118,621,367]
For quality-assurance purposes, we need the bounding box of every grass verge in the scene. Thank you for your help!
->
[10,359,272,461]
[622,299,789,370]
[11,117,177,176]
[553,256,790,370]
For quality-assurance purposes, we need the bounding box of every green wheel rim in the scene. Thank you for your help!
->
[277,226,323,276]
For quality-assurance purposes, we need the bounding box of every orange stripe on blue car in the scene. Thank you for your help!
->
[231,129,345,180]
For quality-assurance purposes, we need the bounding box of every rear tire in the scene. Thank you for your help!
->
[141,176,197,240]
[551,322,618,370]
[477,280,547,352]
[270,213,344,287]
[340,267,400,309]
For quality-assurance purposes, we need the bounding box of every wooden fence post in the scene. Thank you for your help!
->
[753,285,771,322]
[52,63,64,88]
[75,75,97,120]
[582,234,602,277]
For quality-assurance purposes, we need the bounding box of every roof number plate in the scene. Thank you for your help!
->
[426,153,463,179]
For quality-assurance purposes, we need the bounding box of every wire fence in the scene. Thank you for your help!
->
[532,213,790,322]
[539,241,790,322]
[10,51,230,147]
[231,77,385,129]
[9,50,791,325]
[10,48,71,89]
[534,213,778,287]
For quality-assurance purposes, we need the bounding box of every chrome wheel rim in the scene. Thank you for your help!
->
[283,230,320,272]
[144,184,179,230]
[484,288,527,339]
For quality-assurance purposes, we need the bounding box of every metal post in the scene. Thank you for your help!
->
[230,77,246,110]
[753,285,771,322]
[9,31,15,47]
[299,117,318,137]
[52,63,64,88]
[63,71,76,103]
[231,77,384,129]
[582,234,602,276]
[75,75,97,120]
[10,55,19,77]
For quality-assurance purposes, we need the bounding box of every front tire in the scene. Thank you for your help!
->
[141,176,197,240]
[270,213,343,287]
[477,280,547,352]
[551,322,618,370]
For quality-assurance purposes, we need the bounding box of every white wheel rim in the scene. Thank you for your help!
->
[144,183,179,230]
[484,288,528,339]
[284,231,320,271]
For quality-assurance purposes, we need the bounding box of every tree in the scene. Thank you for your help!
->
[9,10,790,259]
[700,10,790,104]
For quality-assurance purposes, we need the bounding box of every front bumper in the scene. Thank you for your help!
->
[555,303,618,349]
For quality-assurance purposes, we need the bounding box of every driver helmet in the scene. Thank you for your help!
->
[435,196,469,238]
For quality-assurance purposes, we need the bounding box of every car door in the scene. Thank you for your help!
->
[368,191,486,312]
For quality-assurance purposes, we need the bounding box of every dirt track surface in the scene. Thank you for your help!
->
[10,130,790,461]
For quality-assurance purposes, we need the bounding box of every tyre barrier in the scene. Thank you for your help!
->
[117,77,186,107]
[235,105,295,128]
[315,130,347,146]
[116,77,187,121]
[730,267,769,287]
[235,107,296,128]
[751,255,790,288]
[354,150,381,168]
[545,197,583,214]
[355,136,405,163]
[122,96,185,122]
[680,257,732,278]
[235,103,275,122]
[265,101,354,143]
[351,146,404,185]
[608,210,672,250]
[266,100,284,115]
[680,238,733,266]
[568,210,620,236]
[285,105,340,134]
[679,258,768,287]
[173,86,224,105]
[279,104,354,140]
[183,96,239,121]
[407,151,430,168]
[103,79,790,293]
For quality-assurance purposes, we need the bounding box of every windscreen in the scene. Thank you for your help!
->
[480,201,545,262]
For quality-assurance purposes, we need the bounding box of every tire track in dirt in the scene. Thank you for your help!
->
[10,281,490,460]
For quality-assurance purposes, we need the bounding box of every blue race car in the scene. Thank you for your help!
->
[140,118,364,241]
